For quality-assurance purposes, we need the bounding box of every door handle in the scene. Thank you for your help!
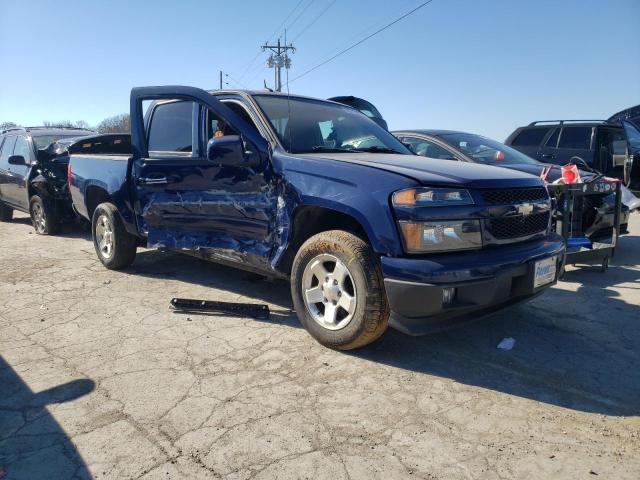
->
[138,176,168,185]
[541,153,555,159]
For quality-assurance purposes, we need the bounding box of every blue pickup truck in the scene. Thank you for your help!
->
[68,86,565,349]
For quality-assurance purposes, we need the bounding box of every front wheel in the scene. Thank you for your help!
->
[30,195,60,235]
[290,230,389,350]
[91,202,137,270]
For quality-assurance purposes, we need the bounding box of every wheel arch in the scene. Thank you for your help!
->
[85,186,113,220]
[275,204,383,276]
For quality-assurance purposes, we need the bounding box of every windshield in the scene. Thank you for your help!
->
[32,134,87,150]
[253,95,409,154]
[623,121,640,150]
[439,132,539,165]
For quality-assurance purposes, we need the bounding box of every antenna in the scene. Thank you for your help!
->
[285,29,293,153]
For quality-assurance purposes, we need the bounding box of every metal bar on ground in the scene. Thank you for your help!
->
[170,298,270,320]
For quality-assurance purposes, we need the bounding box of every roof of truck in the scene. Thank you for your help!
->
[208,89,355,106]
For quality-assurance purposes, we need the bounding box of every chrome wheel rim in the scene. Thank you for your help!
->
[32,203,46,233]
[301,253,357,330]
[95,214,114,259]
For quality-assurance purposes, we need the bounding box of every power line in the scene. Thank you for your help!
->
[286,0,436,85]
[285,0,315,32]
[225,73,248,89]
[245,66,270,87]
[237,51,264,81]
[301,0,415,63]
[291,0,336,43]
[266,0,305,44]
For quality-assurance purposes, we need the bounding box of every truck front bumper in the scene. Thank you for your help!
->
[381,233,565,335]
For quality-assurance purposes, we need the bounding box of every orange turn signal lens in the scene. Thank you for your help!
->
[398,221,423,251]
[393,189,417,206]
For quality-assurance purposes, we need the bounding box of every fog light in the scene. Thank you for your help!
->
[442,287,456,304]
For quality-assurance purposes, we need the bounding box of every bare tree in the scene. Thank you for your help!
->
[0,121,19,130]
[42,120,91,129]
[96,114,130,133]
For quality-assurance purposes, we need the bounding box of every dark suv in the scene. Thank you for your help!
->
[0,126,95,233]
[505,120,640,189]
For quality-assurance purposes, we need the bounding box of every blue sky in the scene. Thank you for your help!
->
[1,0,638,140]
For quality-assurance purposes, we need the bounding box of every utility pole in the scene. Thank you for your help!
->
[219,70,223,89]
[262,38,295,92]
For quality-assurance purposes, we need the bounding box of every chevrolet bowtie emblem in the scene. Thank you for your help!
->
[516,203,534,216]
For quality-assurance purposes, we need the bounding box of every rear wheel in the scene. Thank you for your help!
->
[30,195,60,235]
[91,202,137,270]
[0,202,13,222]
[291,230,389,350]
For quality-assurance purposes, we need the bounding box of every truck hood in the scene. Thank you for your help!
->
[301,153,543,189]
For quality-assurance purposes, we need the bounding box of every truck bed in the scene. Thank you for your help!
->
[68,153,132,222]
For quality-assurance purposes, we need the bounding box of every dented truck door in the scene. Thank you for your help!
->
[129,86,276,271]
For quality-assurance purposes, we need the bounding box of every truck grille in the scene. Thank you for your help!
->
[480,187,548,204]
[488,211,550,239]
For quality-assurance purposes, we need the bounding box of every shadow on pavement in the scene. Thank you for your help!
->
[0,357,95,479]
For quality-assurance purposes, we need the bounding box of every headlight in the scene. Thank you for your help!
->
[393,188,474,206]
[399,220,482,253]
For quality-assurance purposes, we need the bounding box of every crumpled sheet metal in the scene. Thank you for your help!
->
[141,188,290,273]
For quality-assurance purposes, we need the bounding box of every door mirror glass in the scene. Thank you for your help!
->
[207,135,259,168]
[8,155,26,166]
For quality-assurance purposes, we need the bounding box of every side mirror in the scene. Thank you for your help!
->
[207,135,260,168]
[8,155,26,166]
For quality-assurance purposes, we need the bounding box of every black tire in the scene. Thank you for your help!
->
[0,202,13,222]
[91,202,137,270]
[290,230,389,350]
[29,195,61,235]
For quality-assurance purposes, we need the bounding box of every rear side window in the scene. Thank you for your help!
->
[511,128,551,146]
[13,136,32,162]
[147,101,194,153]
[0,136,17,165]
[545,128,560,147]
[558,127,592,149]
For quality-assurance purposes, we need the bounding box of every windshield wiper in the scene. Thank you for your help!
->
[354,146,403,154]
[305,146,358,153]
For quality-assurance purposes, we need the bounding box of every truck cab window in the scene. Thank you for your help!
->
[206,102,261,143]
[206,109,239,141]
[148,101,194,153]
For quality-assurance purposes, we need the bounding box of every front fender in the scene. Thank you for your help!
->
[272,151,417,257]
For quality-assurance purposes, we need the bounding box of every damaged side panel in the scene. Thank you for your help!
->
[134,161,280,271]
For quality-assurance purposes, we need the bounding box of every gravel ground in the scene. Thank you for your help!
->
[1,211,639,480]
